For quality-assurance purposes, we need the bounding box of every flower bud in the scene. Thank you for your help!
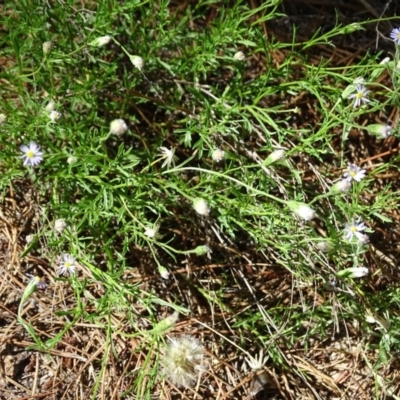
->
[315,239,334,253]
[337,266,368,278]
[67,155,78,164]
[380,57,390,64]
[90,35,111,47]
[153,311,179,333]
[110,118,128,135]
[49,110,62,122]
[366,124,392,139]
[233,51,245,61]
[43,41,52,55]
[45,100,56,112]
[26,234,35,244]
[193,198,210,216]
[54,219,67,234]
[287,201,316,221]
[130,55,144,70]
[158,265,170,280]
[0,113,6,124]
[264,149,286,166]
[192,245,210,256]
[342,22,362,34]
[329,179,352,194]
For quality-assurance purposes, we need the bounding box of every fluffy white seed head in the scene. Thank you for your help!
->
[162,335,208,387]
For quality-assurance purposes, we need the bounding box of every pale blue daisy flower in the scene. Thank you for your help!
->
[20,142,44,167]
[348,84,370,108]
[390,28,400,45]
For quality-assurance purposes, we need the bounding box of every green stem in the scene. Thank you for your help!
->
[163,166,288,205]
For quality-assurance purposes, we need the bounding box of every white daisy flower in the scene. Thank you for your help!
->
[27,274,47,290]
[343,163,366,182]
[49,110,62,122]
[348,84,370,107]
[212,149,225,162]
[110,118,128,136]
[390,28,400,45]
[20,141,44,167]
[245,350,268,371]
[158,146,177,168]
[343,218,367,242]
[144,223,162,239]
[57,253,77,276]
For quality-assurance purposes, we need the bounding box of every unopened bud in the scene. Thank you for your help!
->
[43,41,52,55]
[90,35,112,47]
[130,55,144,70]
[110,119,128,136]
[193,198,210,216]
[264,149,286,166]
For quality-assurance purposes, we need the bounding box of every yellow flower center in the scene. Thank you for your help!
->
[65,262,71,268]
[356,92,363,99]
[351,226,357,232]
[27,150,34,158]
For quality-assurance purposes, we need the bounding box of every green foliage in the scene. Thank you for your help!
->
[2,0,400,397]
